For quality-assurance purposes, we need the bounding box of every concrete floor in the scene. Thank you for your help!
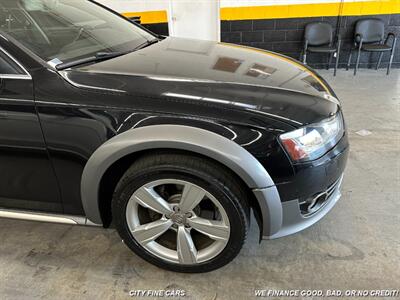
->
[1,69,399,300]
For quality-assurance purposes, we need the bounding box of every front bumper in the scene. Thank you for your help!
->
[260,133,349,240]
[264,174,343,239]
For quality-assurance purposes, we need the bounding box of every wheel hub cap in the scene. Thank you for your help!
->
[170,213,186,225]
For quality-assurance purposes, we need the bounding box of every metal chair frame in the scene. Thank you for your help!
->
[346,19,397,75]
[302,22,341,76]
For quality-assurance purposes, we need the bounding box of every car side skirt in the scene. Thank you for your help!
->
[0,208,100,226]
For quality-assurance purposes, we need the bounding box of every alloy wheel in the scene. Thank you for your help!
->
[125,179,230,264]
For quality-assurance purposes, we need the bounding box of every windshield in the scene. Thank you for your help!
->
[0,0,155,66]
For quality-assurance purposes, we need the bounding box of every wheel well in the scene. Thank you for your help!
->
[97,148,263,232]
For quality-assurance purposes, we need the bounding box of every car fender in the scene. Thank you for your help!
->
[81,124,283,236]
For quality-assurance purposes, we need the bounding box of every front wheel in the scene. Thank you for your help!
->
[112,152,250,273]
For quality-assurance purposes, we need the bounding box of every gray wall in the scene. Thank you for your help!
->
[141,14,399,69]
[221,14,400,69]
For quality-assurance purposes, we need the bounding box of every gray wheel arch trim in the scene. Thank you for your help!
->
[81,125,283,236]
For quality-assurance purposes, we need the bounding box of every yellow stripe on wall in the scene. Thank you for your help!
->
[122,0,400,24]
[122,10,168,24]
[221,0,400,20]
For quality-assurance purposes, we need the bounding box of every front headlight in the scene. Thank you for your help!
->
[280,113,344,162]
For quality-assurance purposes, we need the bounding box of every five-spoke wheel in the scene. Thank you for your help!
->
[113,152,249,272]
[126,179,230,264]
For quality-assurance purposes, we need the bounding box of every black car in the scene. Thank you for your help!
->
[0,0,348,273]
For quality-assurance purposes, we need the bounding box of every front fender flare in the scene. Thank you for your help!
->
[81,125,283,236]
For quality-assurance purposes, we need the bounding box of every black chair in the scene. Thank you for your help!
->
[347,18,397,75]
[302,22,341,76]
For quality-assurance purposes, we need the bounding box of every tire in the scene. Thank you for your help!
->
[112,151,250,273]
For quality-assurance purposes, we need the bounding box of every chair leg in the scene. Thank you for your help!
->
[354,48,361,76]
[346,49,352,71]
[327,53,333,70]
[334,50,340,77]
[303,51,307,64]
[376,52,383,70]
[387,49,395,75]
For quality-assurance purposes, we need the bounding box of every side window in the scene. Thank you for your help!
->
[0,50,25,75]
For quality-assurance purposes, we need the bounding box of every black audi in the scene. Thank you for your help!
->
[0,0,348,272]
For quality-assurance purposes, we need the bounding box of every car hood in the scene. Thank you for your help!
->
[61,37,340,127]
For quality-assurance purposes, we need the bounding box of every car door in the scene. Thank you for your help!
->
[0,47,62,213]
